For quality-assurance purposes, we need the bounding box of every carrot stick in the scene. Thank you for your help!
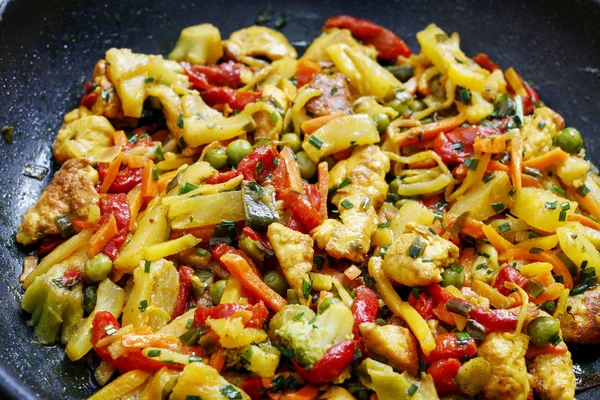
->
[572,190,600,220]
[522,148,569,169]
[209,348,226,373]
[280,147,304,194]
[568,213,600,231]
[395,112,467,146]
[317,162,329,221]
[525,341,568,358]
[473,135,508,153]
[500,248,573,289]
[219,252,287,311]
[487,160,509,172]
[87,215,118,257]
[521,174,542,188]
[510,136,523,192]
[482,224,514,252]
[301,112,345,134]
[99,152,124,194]
[113,130,128,147]
[531,283,564,305]
[282,385,319,400]
[141,159,158,199]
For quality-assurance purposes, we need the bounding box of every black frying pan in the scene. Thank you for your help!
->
[1,0,600,398]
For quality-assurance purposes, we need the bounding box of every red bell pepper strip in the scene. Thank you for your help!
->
[427,358,462,396]
[323,15,411,59]
[277,189,324,231]
[181,61,242,90]
[293,59,322,87]
[351,287,379,338]
[472,53,500,72]
[205,169,242,184]
[494,266,529,296]
[304,340,360,383]
[408,292,435,320]
[37,235,65,255]
[200,87,261,111]
[97,164,144,194]
[433,125,498,165]
[242,376,265,400]
[237,146,286,185]
[242,227,272,250]
[193,301,269,329]
[173,266,195,318]
[80,82,98,108]
[98,193,131,260]
[91,311,174,372]
[424,332,477,364]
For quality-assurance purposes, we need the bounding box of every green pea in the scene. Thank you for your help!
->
[226,139,252,166]
[295,151,317,179]
[385,65,414,82]
[264,270,288,296]
[281,133,302,153]
[318,297,342,314]
[385,99,410,115]
[527,316,560,347]
[84,253,113,282]
[555,127,583,154]
[389,177,401,196]
[204,148,228,170]
[82,285,98,314]
[253,138,272,149]
[441,265,465,288]
[373,113,390,134]
[210,280,227,305]
[323,156,336,170]
[410,100,426,112]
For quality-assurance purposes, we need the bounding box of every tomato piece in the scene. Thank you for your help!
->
[277,189,323,231]
[323,15,411,59]
[472,53,500,72]
[242,376,264,400]
[494,266,529,296]
[408,292,435,320]
[424,333,477,364]
[306,340,359,383]
[98,194,131,260]
[351,287,379,338]
[173,266,195,318]
[293,59,321,87]
[427,358,462,396]
[433,126,497,165]
[205,170,241,184]
[181,61,241,90]
[200,87,261,111]
[97,164,144,193]
[469,307,518,332]
[37,235,65,255]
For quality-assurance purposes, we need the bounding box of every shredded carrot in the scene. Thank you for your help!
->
[113,130,128,147]
[281,385,319,400]
[301,112,345,134]
[482,224,514,252]
[444,214,486,239]
[473,135,508,153]
[408,158,437,169]
[504,67,528,97]
[510,136,523,192]
[500,248,573,289]
[521,174,542,188]
[405,76,418,95]
[525,341,568,358]
[344,265,362,280]
[317,162,329,221]
[87,215,118,257]
[395,112,467,146]
[568,213,600,231]
[572,189,600,220]
[99,152,124,194]
[220,252,287,311]
[71,219,98,230]
[522,148,569,170]
[209,348,226,373]
[280,147,304,194]
[533,270,555,287]
[487,160,509,172]
[141,159,158,199]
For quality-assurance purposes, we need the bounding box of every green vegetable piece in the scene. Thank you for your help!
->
[281,133,302,153]
[556,127,583,154]
[527,316,560,347]
[210,280,227,305]
[204,148,228,170]
[317,297,342,314]
[441,265,465,288]
[179,325,203,346]
[54,215,74,238]
[264,270,288,296]
[226,139,252,166]
[323,156,336,170]
[372,113,390,134]
[241,181,279,231]
[295,151,317,179]
[82,285,98,314]
[385,64,414,82]
[84,253,113,282]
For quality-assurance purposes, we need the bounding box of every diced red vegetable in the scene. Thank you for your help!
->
[433,125,497,165]
[200,87,261,111]
[468,307,519,332]
[409,292,435,320]
[97,164,144,194]
[295,340,360,383]
[277,189,324,231]
[242,376,264,400]
[494,266,529,296]
[427,358,462,396]
[172,266,195,318]
[181,61,242,90]
[211,242,261,277]
[351,287,379,338]
[472,53,500,72]
[424,333,478,364]
[193,301,269,329]
[98,193,131,260]
[323,15,411,59]
[37,235,65,256]
[205,170,242,185]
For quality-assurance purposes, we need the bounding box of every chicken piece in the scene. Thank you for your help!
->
[521,106,565,160]
[302,28,378,63]
[253,85,289,140]
[91,59,126,119]
[382,223,459,287]
[52,108,115,164]
[478,332,530,400]
[312,145,390,262]
[267,223,314,304]
[359,322,418,376]
[528,352,576,400]
[305,73,352,117]
[224,26,297,64]
[558,286,600,344]
[16,158,99,245]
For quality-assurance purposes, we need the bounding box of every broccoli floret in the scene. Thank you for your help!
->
[21,259,84,345]
[271,302,354,368]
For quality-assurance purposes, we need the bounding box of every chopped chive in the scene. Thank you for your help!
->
[491,203,505,212]
[457,87,472,104]
[154,146,165,161]
[302,279,312,298]
[561,202,571,211]
[179,181,200,195]
[101,90,110,102]
[514,94,524,126]
[538,120,547,129]
[293,312,304,321]
[177,113,184,129]
[104,324,117,336]
[340,199,354,209]
[144,77,155,83]
[139,299,148,312]
[273,156,279,166]
[179,136,187,149]
[380,244,391,258]
[559,210,567,222]
[189,355,202,363]
[144,260,151,273]
[529,231,542,238]
[152,168,160,181]
[330,86,338,95]
[529,247,543,253]
[498,223,511,233]
[147,349,161,357]
[577,184,590,197]
[552,184,566,196]
[455,331,470,345]
[338,177,351,190]
[523,166,543,178]
[464,157,479,171]
[270,111,280,123]
[195,247,211,256]
[378,222,392,229]
[185,319,193,329]
[508,188,516,197]
[476,262,488,270]
[483,172,495,183]
[360,196,371,210]
[545,201,558,210]
[313,255,325,269]
[409,237,425,258]
[422,258,433,263]
[308,135,323,149]
[407,383,419,397]
[452,142,464,152]
[220,384,243,399]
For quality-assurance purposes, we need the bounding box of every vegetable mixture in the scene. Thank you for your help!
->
[17,15,599,400]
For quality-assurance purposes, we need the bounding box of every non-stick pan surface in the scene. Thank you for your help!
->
[1,0,600,398]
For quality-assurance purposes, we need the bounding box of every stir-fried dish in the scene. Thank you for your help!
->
[16,15,600,400]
